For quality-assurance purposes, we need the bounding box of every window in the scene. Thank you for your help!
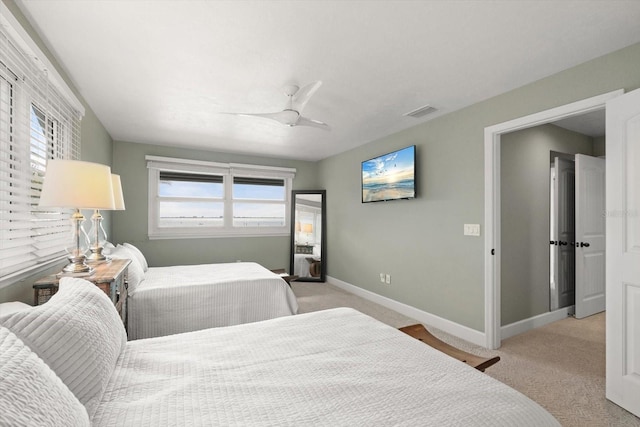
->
[0,8,84,284]
[232,177,286,227]
[147,156,295,238]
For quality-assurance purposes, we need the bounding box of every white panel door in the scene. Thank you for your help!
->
[606,88,640,417]
[574,154,606,319]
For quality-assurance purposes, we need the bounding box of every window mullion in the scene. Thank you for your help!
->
[223,174,233,228]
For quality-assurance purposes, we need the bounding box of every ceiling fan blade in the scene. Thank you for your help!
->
[293,81,322,112]
[222,110,300,126]
[297,116,330,131]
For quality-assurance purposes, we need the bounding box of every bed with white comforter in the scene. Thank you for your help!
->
[128,262,298,340]
[0,278,559,427]
[110,244,298,340]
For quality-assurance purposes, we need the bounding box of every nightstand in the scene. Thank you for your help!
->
[33,258,131,324]
[271,269,298,285]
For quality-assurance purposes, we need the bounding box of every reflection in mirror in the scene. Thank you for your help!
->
[290,190,326,282]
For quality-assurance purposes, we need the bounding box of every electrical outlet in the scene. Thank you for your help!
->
[379,273,385,283]
[385,274,391,284]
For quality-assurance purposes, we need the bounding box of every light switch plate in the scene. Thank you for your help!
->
[464,224,481,236]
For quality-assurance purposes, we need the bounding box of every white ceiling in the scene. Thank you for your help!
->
[553,109,606,138]
[16,0,640,161]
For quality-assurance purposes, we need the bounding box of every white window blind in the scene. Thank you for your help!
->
[0,19,82,282]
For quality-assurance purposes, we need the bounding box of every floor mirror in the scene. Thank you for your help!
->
[290,190,326,282]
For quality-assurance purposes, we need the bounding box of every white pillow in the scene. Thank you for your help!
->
[122,242,149,272]
[110,246,145,294]
[102,241,115,255]
[0,326,90,426]
[112,244,142,270]
[0,278,127,419]
[0,301,31,316]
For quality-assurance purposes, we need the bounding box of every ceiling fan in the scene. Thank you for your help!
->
[224,81,330,130]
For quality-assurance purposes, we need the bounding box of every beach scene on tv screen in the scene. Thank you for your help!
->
[362,146,415,202]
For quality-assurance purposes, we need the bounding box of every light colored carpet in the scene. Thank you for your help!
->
[291,281,640,427]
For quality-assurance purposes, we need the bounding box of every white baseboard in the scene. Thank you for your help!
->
[500,306,572,340]
[326,275,487,347]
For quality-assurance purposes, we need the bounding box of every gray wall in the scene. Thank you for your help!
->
[593,136,606,157]
[111,140,319,270]
[3,0,640,334]
[0,0,114,304]
[318,42,640,332]
[500,124,594,326]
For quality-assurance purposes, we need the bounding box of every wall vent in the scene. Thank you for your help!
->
[403,104,438,118]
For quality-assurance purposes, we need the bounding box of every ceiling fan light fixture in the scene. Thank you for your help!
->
[281,109,300,126]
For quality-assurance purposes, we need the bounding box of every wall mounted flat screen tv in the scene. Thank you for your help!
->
[362,145,416,203]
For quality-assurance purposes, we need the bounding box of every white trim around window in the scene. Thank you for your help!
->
[146,155,296,239]
[0,2,85,115]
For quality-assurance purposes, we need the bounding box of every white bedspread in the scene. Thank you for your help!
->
[94,308,559,427]
[293,253,311,277]
[127,262,298,340]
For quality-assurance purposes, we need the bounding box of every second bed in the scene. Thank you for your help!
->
[110,245,298,340]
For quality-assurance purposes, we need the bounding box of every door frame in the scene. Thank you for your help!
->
[483,89,623,350]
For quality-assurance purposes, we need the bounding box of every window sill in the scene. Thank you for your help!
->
[148,229,290,240]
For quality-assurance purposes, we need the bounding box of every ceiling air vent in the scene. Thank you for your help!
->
[403,104,438,119]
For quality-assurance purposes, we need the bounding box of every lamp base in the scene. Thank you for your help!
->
[60,254,94,276]
[86,246,111,263]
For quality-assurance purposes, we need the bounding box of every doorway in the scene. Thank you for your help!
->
[483,89,623,349]
[549,152,606,319]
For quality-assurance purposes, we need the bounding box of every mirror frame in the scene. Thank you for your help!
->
[289,190,326,282]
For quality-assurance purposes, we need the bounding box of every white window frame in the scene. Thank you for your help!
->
[147,155,295,239]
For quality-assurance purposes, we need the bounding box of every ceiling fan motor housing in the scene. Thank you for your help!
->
[284,85,300,97]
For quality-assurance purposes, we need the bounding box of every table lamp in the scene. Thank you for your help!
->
[302,223,313,244]
[38,160,115,275]
[87,173,126,262]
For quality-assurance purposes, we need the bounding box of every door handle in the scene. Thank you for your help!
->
[572,241,590,248]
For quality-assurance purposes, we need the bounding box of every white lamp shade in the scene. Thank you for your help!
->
[302,223,313,233]
[111,174,126,210]
[39,160,115,209]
